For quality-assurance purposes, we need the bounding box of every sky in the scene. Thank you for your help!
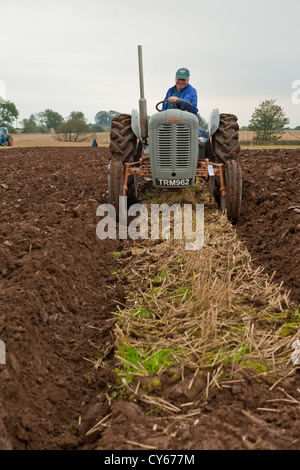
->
[1,0,300,128]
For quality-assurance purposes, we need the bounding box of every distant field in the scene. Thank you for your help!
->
[239,130,300,142]
[239,130,300,148]
[1,130,300,149]
[4,132,111,148]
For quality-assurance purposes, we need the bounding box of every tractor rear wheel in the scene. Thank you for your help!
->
[211,160,242,224]
[7,136,13,146]
[109,113,137,162]
[211,113,240,164]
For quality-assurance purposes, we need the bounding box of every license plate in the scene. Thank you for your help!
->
[155,178,192,187]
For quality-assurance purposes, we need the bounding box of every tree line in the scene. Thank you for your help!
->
[0,105,122,142]
[0,99,299,144]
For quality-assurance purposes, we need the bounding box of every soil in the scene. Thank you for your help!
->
[0,147,299,451]
[236,149,300,306]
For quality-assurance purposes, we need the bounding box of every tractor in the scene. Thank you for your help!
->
[108,45,242,223]
[0,127,13,147]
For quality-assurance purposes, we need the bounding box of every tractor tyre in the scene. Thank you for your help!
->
[7,136,13,146]
[108,158,124,217]
[211,160,242,224]
[109,113,137,163]
[107,159,137,220]
[109,113,139,206]
[211,113,240,164]
[127,175,138,206]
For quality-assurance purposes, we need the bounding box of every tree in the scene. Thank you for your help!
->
[38,109,64,132]
[95,110,120,128]
[22,114,46,133]
[69,111,87,123]
[56,118,91,142]
[0,101,19,127]
[248,99,289,143]
[294,125,300,130]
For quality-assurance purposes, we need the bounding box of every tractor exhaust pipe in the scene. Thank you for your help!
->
[138,45,148,143]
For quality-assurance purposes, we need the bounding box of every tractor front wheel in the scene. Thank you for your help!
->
[108,159,124,217]
[211,160,242,224]
[224,160,242,223]
[107,159,138,220]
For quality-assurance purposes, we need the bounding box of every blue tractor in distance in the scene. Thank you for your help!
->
[0,127,13,146]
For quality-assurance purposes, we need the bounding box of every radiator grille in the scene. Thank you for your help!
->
[157,124,172,169]
[175,125,190,169]
[157,123,191,170]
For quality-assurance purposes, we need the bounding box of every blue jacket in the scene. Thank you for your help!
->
[162,83,198,115]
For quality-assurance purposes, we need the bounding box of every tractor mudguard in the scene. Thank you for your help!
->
[208,108,220,137]
[131,109,141,140]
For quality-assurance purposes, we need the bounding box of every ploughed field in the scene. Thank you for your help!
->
[0,146,299,450]
[236,149,300,305]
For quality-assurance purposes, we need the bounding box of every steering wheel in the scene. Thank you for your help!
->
[155,99,193,112]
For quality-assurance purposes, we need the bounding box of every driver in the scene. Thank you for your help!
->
[162,68,198,115]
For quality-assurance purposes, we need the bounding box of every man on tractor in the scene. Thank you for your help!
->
[162,67,208,144]
[162,67,198,115]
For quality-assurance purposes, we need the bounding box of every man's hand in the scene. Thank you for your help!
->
[168,96,178,103]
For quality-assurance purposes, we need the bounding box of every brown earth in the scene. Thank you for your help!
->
[236,149,300,306]
[0,146,299,451]
[0,147,123,450]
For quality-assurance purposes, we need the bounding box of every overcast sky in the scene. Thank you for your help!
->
[1,0,299,127]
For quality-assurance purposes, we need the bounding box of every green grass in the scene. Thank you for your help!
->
[115,343,176,383]
[130,306,151,318]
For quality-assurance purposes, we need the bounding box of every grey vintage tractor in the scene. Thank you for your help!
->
[108,46,242,223]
